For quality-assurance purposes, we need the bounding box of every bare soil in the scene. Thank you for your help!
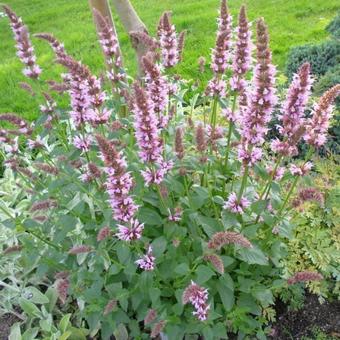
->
[272,294,340,339]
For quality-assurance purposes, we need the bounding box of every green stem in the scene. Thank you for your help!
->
[224,121,234,170]
[238,165,249,201]
[276,175,299,220]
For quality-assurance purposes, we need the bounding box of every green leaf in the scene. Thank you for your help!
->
[251,200,268,215]
[196,265,215,284]
[19,298,42,318]
[115,243,131,264]
[138,207,162,226]
[22,328,39,340]
[45,287,58,313]
[9,323,21,340]
[191,186,209,209]
[221,210,240,229]
[196,214,222,237]
[252,288,274,307]
[59,331,72,340]
[114,324,128,340]
[152,236,167,257]
[202,326,214,340]
[22,286,49,304]
[59,313,72,333]
[237,246,269,265]
[216,279,234,311]
[174,263,190,275]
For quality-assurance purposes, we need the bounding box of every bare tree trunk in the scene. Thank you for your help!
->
[111,0,149,72]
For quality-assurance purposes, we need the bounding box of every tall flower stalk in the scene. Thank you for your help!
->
[3,5,42,79]
[237,18,277,201]
[96,134,138,222]
[93,8,126,93]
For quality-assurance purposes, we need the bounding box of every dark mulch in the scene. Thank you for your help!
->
[0,313,20,340]
[272,294,340,339]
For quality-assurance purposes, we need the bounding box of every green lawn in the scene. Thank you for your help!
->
[0,0,338,120]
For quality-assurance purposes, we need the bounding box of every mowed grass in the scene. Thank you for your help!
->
[0,0,338,120]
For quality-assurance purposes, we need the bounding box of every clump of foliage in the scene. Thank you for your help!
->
[326,11,340,39]
[281,158,340,302]
[285,41,340,80]
[0,2,339,339]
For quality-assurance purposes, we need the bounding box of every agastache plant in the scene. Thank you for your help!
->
[3,5,42,78]
[1,2,339,338]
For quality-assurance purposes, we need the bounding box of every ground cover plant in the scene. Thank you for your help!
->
[0,0,339,120]
[0,0,339,339]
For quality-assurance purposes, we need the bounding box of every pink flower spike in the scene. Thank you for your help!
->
[224,192,250,214]
[135,246,155,271]
[116,219,144,241]
[289,162,313,176]
[182,281,210,321]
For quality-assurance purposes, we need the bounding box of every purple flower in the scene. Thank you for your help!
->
[73,135,92,152]
[182,281,210,321]
[135,246,155,271]
[266,165,285,181]
[231,6,252,92]
[239,19,277,164]
[237,146,262,166]
[205,77,226,97]
[4,6,42,79]
[224,192,250,214]
[116,219,144,241]
[35,33,67,59]
[132,82,163,163]
[92,8,126,91]
[272,63,312,156]
[168,207,183,222]
[290,162,313,176]
[158,12,180,68]
[96,134,138,222]
[142,54,170,125]
[210,0,232,74]
[304,84,340,147]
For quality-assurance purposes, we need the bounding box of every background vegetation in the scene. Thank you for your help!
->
[0,0,338,120]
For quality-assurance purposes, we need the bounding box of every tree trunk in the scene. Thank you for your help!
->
[111,0,149,73]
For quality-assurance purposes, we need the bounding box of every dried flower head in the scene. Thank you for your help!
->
[204,254,224,274]
[144,309,157,325]
[97,226,112,242]
[56,278,69,304]
[103,299,117,315]
[3,245,22,255]
[68,245,92,255]
[151,320,166,338]
[175,127,185,159]
[208,231,252,249]
[30,199,57,212]
[287,271,323,285]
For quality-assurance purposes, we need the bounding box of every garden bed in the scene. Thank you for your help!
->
[272,294,340,340]
[1,294,339,339]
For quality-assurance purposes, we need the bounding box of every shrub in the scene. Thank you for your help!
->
[326,11,340,39]
[281,158,340,301]
[0,2,339,339]
[285,40,340,80]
